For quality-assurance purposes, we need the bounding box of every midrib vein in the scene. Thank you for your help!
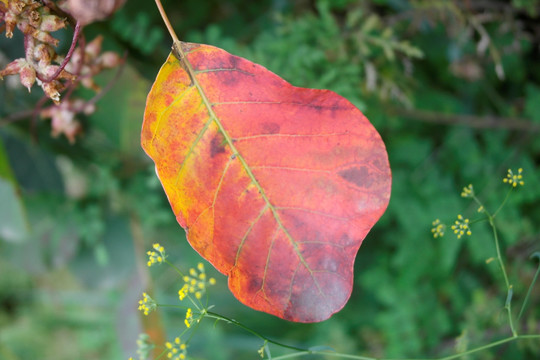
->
[174,43,322,294]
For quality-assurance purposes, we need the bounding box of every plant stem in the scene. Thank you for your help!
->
[270,335,540,360]
[489,216,517,336]
[204,311,307,352]
[38,21,82,83]
[473,195,516,336]
[154,0,180,44]
[493,187,512,218]
[164,259,185,278]
[518,252,540,320]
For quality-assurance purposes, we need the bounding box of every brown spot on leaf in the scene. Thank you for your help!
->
[262,122,280,134]
[338,167,372,188]
[210,132,226,158]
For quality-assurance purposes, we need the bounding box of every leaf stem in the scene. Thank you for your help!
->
[154,0,180,44]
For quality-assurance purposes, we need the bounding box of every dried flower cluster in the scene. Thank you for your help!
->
[0,0,123,143]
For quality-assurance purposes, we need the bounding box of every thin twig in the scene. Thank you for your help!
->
[154,0,180,44]
[38,21,82,83]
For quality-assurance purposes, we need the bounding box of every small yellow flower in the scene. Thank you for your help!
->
[180,262,216,301]
[431,219,445,238]
[138,292,157,316]
[135,333,153,360]
[503,168,524,187]
[461,184,474,198]
[258,341,267,358]
[147,243,167,267]
[178,284,188,301]
[477,205,484,213]
[451,214,472,239]
[165,337,187,360]
[184,308,193,328]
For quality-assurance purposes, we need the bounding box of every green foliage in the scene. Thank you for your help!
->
[1,0,540,359]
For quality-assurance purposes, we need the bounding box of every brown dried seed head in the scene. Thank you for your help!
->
[28,10,40,27]
[41,80,61,103]
[85,35,104,59]
[8,0,25,14]
[32,29,59,46]
[34,43,55,64]
[98,52,122,68]
[4,11,17,38]
[20,64,36,91]
[40,14,66,32]
[0,58,26,78]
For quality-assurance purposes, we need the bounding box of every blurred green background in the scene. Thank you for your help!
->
[1,0,539,359]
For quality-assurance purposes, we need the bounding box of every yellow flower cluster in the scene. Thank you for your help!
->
[179,262,216,301]
[461,184,474,198]
[184,307,199,328]
[451,215,471,239]
[503,168,524,187]
[147,243,166,267]
[258,343,266,358]
[138,292,156,316]
[165,337,187,360]
[431,219,445,238]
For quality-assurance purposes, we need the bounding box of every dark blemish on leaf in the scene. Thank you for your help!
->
[247,276,262,294]
[338,166,372,188]
[221,71,238,86]
[230,154,237,160]
[261,122,280,134]
[210,132,226,158]
[339,233,354,246]
[219,56,240,86]
[311,104,323,113]
[229,55,239,68]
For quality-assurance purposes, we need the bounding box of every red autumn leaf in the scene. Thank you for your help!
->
[142,42,391,322]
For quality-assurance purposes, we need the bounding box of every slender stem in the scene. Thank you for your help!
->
[490,218,510,291]
[164,259,185,278]
[488,217,517,336]
[163,260,203,310]
[154,0,181,44]
[518,253,540,320]
[153,348,169,360]
[204,311,307,352]
[493,187,513,218]
[39,21,82,83]
[270,335,540,360]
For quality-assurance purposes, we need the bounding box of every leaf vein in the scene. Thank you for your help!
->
[176,47,326,300]
[233,132,349,141]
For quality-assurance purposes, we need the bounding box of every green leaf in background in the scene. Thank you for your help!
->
[0,136,29,243]
[88,64,150,155]
[525,84,540,123]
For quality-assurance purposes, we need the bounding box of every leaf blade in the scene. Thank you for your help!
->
[142,42,391,322]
